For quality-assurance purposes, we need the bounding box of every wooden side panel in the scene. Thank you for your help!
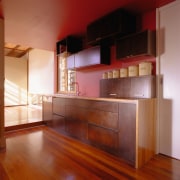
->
[52,97,66,116]
[43,101,52,121]
[137,99,156,168]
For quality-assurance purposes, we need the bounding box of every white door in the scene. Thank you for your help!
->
[158,1,180,159]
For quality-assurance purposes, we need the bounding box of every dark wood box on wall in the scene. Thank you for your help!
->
[87,8,136,45]
[100,75,156,99]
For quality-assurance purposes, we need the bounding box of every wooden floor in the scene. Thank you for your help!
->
[0,126,180,180]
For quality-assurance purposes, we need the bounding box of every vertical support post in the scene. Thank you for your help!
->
[0,18,6,150]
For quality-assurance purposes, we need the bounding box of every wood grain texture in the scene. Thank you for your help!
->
[0,126,180,180]
[136,99,157,168]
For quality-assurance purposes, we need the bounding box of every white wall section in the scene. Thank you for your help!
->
[157,1,180,159]
[28,49,54,95]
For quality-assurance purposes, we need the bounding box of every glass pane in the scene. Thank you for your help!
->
[57,52,76,94]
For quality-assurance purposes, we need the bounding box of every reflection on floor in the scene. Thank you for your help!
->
[5,105,42,127]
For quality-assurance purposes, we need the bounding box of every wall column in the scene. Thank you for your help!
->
[0,18,6,150]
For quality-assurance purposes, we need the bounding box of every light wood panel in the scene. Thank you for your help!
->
[136,99,157,168]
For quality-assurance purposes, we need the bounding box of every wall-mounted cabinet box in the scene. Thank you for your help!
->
[100,75,156,99]
[56,36,82,55]
[67,45,110,70]
[116,30,156,60]
[87,8,136,45]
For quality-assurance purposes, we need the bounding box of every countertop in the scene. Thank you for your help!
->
[43,94,155,104]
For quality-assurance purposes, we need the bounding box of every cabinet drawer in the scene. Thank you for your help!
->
[52,97,66,116]
[66,99,91,108]
[88,124,118,151]
[87,110,118,130]
[43,101,52,121]
[65,105,87,121]
[91,101,118,112]
[47,114,65,133]
[65,105,88,140]
[66,120,88,140]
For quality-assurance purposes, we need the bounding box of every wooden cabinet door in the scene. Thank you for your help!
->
[88,124,119,152]
[131,31,148,56]
[52,97,66,116]
[51,114,66,133]
[118,103,136,165]
[65,105,88,140]
[87,110,118,130]
[75,46,101,68]
[116,30,156,60]
[116,37,132,59]
[42,96,52,125]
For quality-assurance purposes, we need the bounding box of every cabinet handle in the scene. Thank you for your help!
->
[109,93,117,96]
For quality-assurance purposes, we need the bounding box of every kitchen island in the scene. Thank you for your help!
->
[42,95,156,168]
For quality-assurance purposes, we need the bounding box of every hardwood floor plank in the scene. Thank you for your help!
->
[0,126,179,180]
[0,162,9,180]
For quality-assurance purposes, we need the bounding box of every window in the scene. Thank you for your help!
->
[58,52,76,94]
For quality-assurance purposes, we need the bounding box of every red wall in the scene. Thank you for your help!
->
[76,10,156,97]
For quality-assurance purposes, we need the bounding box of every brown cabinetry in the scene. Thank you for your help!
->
[65,104,88,140]
[67,45,110,69]
[56,36,82,55]
[116,30,156,60]
[51,97,66,133]
[87,8,136,45]
[42,96,156,168]
[87,101,119,153]
[88,124,119,152]
[118,103,136,165]
[42,96,52,126]
[100,75,156,99]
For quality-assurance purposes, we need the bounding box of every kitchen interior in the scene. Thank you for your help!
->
[1,0,180,179]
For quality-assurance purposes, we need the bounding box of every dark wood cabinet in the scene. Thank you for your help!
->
[88,124,119,152]
[67,45,110,69]
[100,75,156,99]
[42,96,52,126]
[87,101,119,153]
[87,8,136,45]
[118,103,136,165]
[116,30,156,60]
[52,97,66,116]
[42,96,156,168]
[51,115,66,133]
[65,105,88,140]
[46,97,66,133]
[87,109,119,130]
[56,36,82,55]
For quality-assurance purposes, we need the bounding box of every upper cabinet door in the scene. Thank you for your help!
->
[67,46,110,70]
[75,46,101,68]
[116,30,156,60]
[87,9,136,45]
[131,31,149,56]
